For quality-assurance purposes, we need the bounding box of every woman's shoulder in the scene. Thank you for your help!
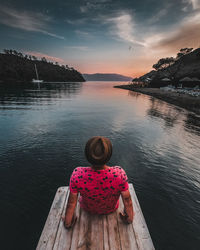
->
[72,166,91,173]
[72,166,126,174]
[112,166,125,172]
[107,166,126,175]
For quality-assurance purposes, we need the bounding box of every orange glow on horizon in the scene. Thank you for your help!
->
[71,62,152,78]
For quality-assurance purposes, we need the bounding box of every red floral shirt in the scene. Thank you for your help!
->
[69,166,129,214]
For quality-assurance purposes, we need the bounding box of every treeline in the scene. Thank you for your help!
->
[0,49,85,82]
[133,47,200,87]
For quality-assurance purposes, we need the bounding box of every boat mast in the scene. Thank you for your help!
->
[34,64,39,80]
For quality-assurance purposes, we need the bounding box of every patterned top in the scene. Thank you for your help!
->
[69,166,129,214]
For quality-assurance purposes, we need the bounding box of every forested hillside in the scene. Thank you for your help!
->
[0,50,85,82]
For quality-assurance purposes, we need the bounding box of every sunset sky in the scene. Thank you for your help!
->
[0,0,200,77]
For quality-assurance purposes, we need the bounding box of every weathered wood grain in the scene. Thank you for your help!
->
[53,187,72,250]
[90,214,104,249]
[73,206,90,249]
[107,210,121,250]
[36,187,68,250]
[68,195,81,249]
[103,215,110,250]
[117,195,138,250]
[129,184,155,250]
[37,184,155,250]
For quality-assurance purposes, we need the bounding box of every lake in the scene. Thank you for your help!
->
[0,81,199,250]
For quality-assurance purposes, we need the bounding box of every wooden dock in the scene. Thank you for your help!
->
[37,184,155,250]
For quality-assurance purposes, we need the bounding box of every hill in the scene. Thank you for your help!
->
[0,51,85,82]
[135,48,200,87]
[83,73,132,81]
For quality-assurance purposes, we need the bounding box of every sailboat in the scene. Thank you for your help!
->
[32,64,43,83]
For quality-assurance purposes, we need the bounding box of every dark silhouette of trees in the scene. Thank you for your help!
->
[176,48,193,59]
[152,48,194,84]
[32,56,37,60]
[153,57,175,71]
[0,49,85,82]
[3,49,9,54]
[41,57,47,62]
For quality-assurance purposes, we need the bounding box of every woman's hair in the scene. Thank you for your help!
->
[85,136,112,166]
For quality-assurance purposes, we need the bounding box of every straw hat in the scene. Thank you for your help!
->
[85,136,112,165]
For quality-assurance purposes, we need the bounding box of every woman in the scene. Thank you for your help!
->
[63,136,134,229]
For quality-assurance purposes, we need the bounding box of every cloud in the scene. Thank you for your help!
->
[148,9,168,24]
[65,18,87,25]
[0,5,64,39]
[105,12,145,46]
[184,0,200,9]
[80,0,111,13]
[64,46,90,51]
[25,51,64,62]
[75,30,92,38]
[145,11,200,53]
[125,10,200,76]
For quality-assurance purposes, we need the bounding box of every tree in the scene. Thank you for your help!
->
[176,48,193,60]
[0,49,85,82]
[41,57,47,62]
[152,47,194,85]
[153,57,175,71]
[18,52,23,58]
[153,57,180,85]
[3,49,9,54]
[13,50,18,56]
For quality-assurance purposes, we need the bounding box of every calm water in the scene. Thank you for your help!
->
[0,81,200,250]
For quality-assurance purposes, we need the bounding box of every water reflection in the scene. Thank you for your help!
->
[147,97,181,128]
[145,95,200,137]
[128,90,141,99]
[0,82,83,109]
[0,82,200,250]
[184,113,200,136]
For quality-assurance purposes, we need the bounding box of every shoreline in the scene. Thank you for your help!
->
[114,85,200,115]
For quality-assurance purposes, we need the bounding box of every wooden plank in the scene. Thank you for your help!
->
[107,211,121,250]
[53,187,72,250]
[103,215,110,250]
[117,195,138,250]
[36,187,68,250]
[64,195,81,249]
[75,207,90,249]
[37,184,155,250]
[129,184,155,250]
[90,214,104,249]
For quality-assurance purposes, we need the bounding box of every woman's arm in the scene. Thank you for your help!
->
[120,189,134,223]
[63,192,78,228]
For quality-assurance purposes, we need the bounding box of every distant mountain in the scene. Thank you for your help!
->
[83,73,132,81]
[0,51,85,82]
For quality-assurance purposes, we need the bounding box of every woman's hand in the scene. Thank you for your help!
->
[119,211,133,224]
[62,214,77,229]
[120,190,134,224]
[63,192,78,229]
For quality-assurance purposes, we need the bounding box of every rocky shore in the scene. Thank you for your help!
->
[114,85,200,115]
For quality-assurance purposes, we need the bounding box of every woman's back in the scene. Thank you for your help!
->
[70,166,129,214]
